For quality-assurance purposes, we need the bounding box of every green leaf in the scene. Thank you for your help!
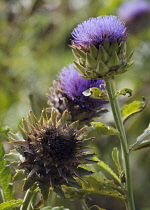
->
[0,199,23,210]
[91,122,120,136]
[79,166,124,200]
[130,124,150,152]
[4,184,14,202]
[0,127,11,142]
[136,123,150,143]
[0,141,5,159]
[0,142,14,202]
[115,88,132,98]
[112,148,122,175]
[0,167,11,191]
[130,140,150,151]
[95,157,121,184]
[83,87,108,100]
[13,170,26,181]
[121,97,146,123]
[4,150,20,162]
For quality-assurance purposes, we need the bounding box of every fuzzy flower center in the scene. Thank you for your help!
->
[41,125,78,162]
[71,15,127,48]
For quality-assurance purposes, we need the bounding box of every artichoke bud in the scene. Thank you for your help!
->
[71,39,132,80]
[7,109,96,200]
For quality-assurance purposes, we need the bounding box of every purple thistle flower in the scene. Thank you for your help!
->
[118,0,150,22]
[71,15,127,49]
[58,64,108,111]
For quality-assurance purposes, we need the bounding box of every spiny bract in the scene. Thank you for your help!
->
[6,109,95,200]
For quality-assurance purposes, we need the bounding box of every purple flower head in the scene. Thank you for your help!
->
[58,64,108,112]
[118,0,150,22]
[71,15,127,49]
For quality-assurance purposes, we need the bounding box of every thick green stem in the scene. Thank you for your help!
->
[105,78,135,210]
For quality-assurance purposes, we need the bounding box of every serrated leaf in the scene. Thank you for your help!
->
[93,157,121,184]
[83,87,108,100]
[130,124,150,151]
[79,168,124,200]
[91,122,120,136]
[64,163,124,201]
[0,199,23,210]
[115,88,132,98]
[112,148,122,175]
[121,97,146,123]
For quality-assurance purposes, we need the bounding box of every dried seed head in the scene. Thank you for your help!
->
[7,109,95,200]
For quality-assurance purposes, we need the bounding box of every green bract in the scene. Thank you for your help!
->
[71,40,133,80]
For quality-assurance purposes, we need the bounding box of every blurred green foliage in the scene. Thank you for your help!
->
[1,0,150,209]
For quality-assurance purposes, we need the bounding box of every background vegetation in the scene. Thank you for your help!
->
[0,0,150,209]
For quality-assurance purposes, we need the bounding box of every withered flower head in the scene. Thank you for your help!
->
[7,109,95,199]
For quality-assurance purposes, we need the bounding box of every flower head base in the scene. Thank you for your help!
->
[71,15,133,80]
[46,64,108,126]
[7,109,95,199]
[118,0,150,34]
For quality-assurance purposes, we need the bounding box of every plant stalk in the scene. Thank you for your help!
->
[81,199,89,210]
[20,189,34,210]
[105,78,135,210]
